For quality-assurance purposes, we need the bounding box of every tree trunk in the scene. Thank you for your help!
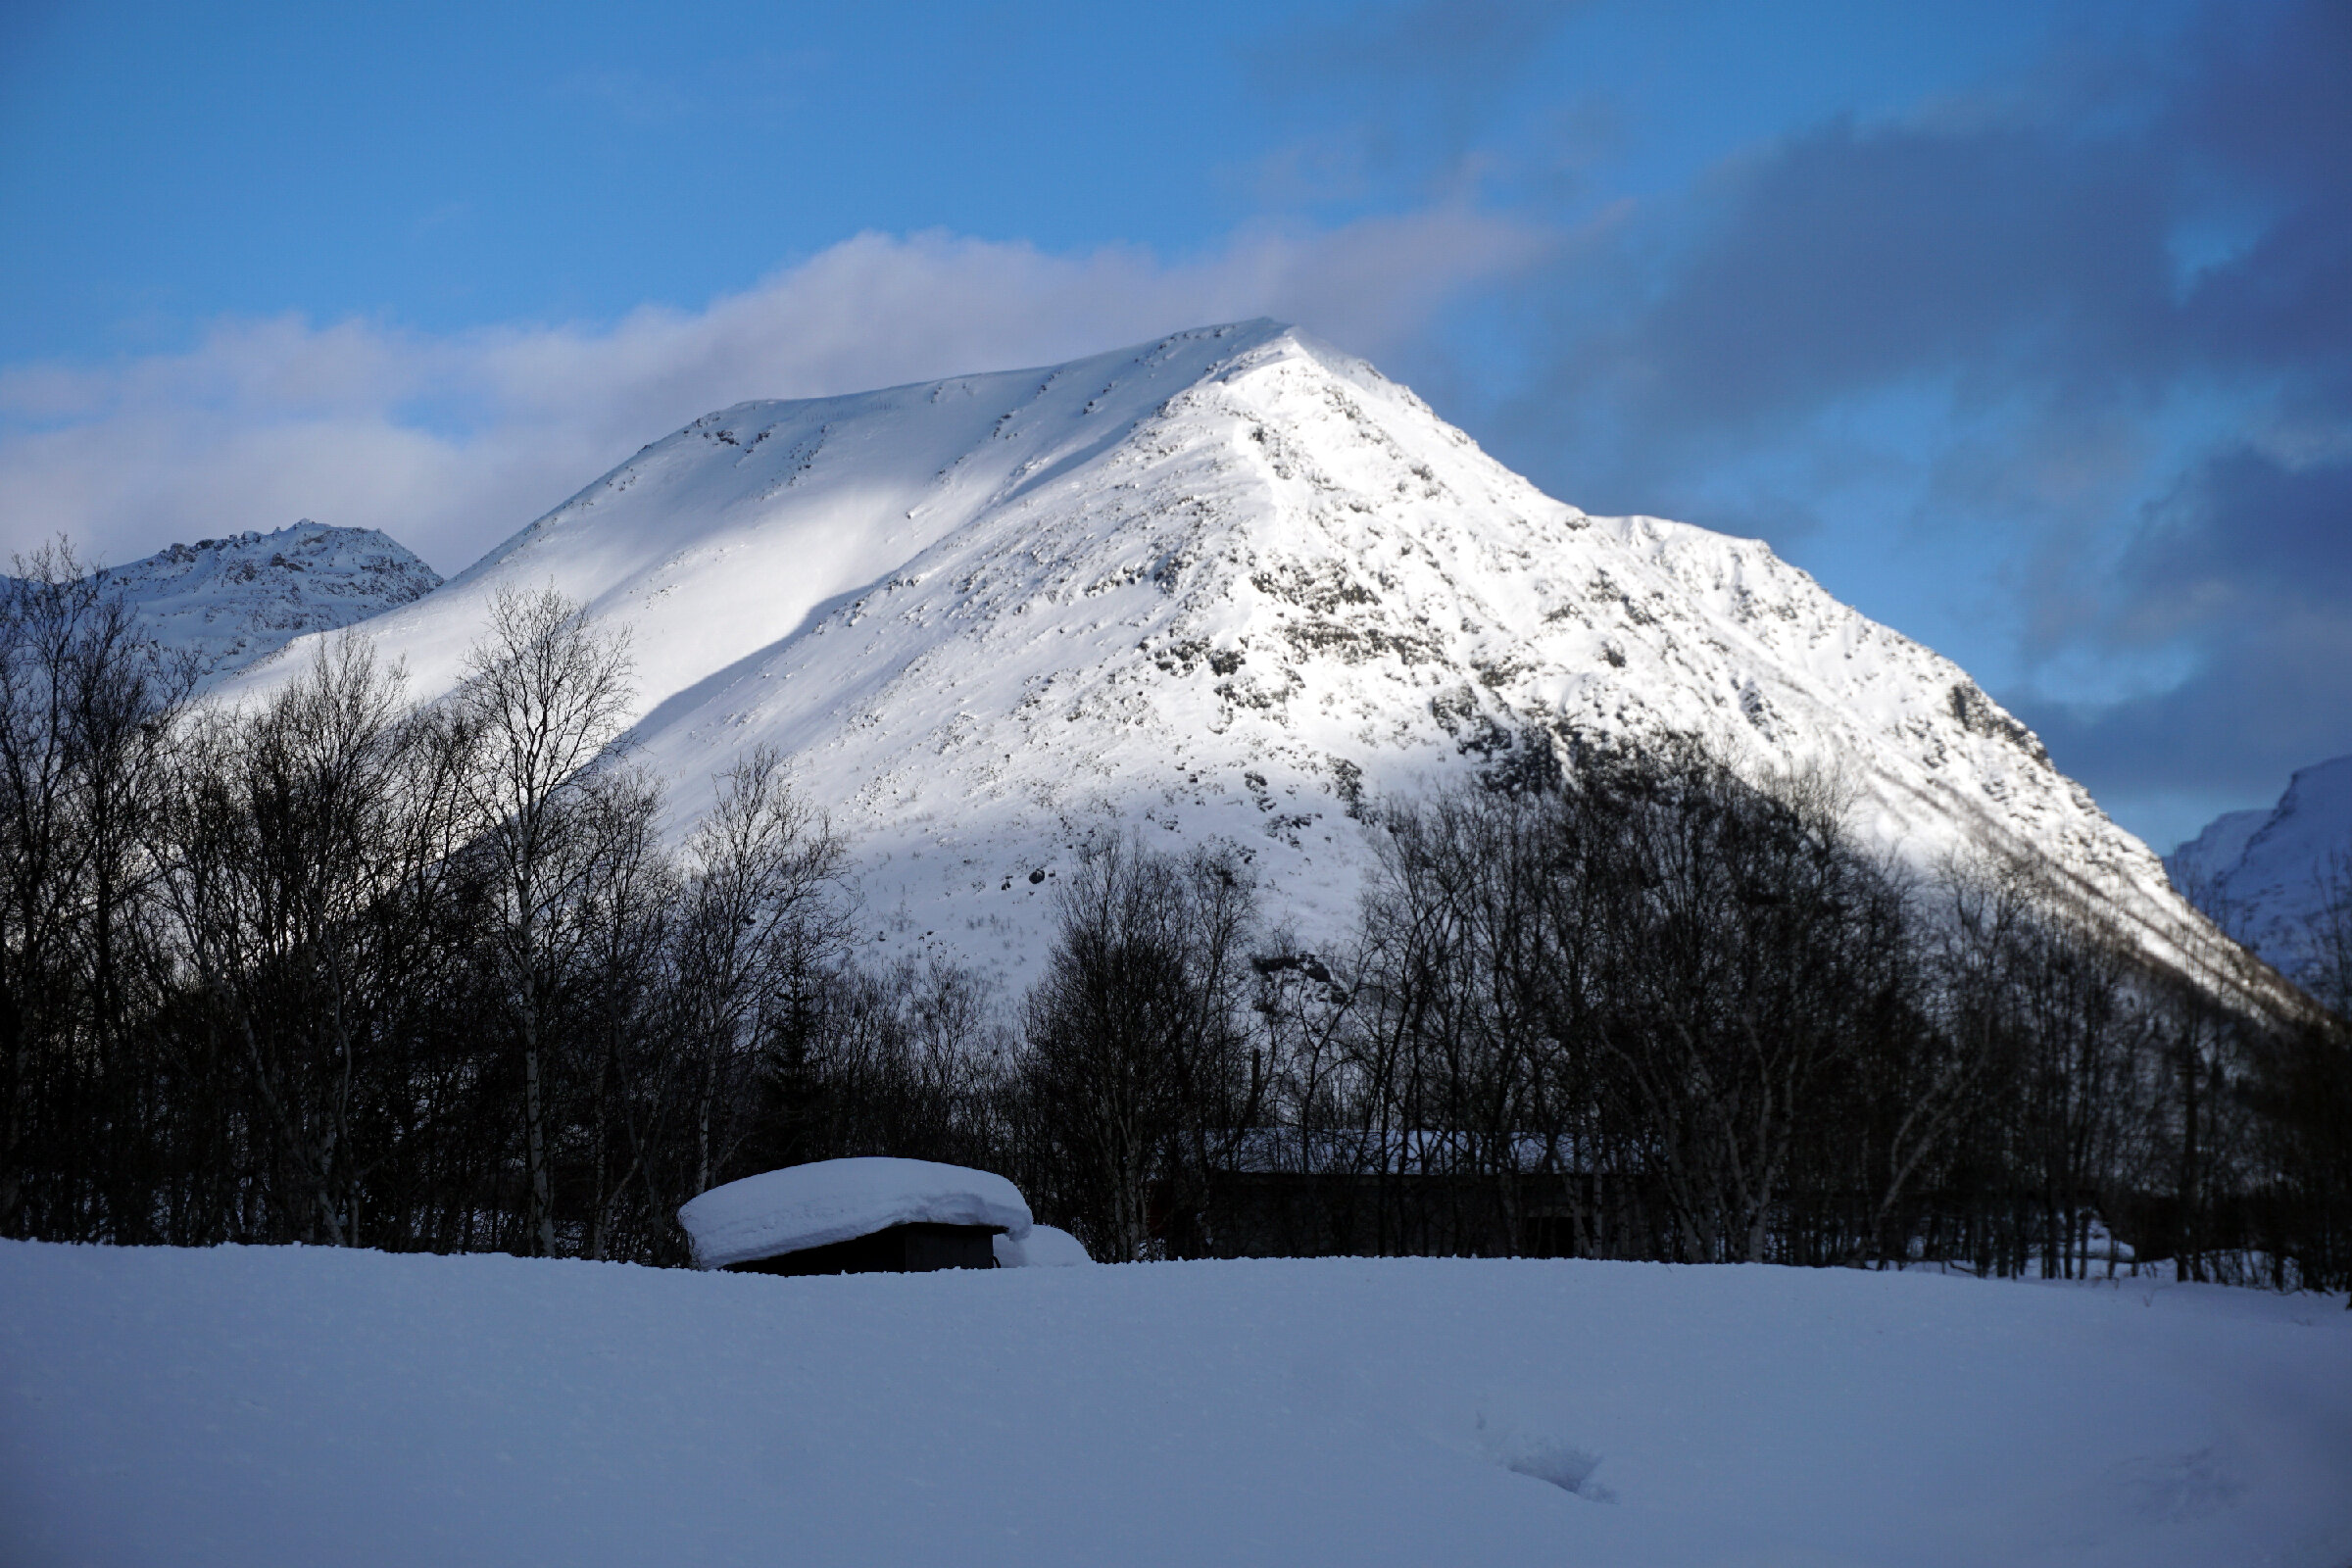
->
[522,1011,556,1257]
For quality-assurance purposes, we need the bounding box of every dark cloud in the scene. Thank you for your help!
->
[2183,0,2352,203]
[2024,446,2352,815]
[2057,1,2352,808]
[1243,0,1594,204]
[2126,449,2352,631]
[2177,4,2352,395]
[1450,0,2350,828]
[2019,605,2352,814]
[1254,0,1577,105]
[1617,121,2177,430]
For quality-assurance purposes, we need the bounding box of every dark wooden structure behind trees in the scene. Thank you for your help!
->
[724,1221,1003,1276]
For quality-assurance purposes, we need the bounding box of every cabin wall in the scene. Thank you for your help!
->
[725,1222,1002,1276]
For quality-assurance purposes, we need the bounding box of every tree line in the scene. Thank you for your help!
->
[0,555,853,1262]
[3,550,2347,1292]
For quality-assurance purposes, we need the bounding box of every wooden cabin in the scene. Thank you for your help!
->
[725,1219,1004,1276]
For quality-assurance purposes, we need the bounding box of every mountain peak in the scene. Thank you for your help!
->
[226,328,2242,998]
[2170,755,2352,984]
[80,520,443,679]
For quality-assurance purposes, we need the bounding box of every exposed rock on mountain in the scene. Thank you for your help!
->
[228,322,2246,996]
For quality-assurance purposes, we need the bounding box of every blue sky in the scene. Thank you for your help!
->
[2,0,2345,848]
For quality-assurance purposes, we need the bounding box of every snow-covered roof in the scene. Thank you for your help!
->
[677,1157,1032,1270]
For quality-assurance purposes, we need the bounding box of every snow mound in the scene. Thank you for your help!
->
[994,1225,1093,1267]
[678,1156,1031,1269]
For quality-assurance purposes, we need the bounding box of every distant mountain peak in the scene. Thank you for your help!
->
[2170,755,2352,987]
[97,519,442,678]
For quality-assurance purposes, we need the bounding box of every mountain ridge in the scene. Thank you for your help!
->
[220,322,2259,1000]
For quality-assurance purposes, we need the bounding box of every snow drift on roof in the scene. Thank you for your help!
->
[677,1156,1032,1270]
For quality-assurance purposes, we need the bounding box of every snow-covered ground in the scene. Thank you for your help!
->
[4,1242,2346,1567]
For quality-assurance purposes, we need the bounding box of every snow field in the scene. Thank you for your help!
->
[4,1242,2347,1567]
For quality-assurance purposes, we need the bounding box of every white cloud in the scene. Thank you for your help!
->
[0,216,1545,573]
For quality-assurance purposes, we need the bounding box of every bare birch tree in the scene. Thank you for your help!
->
[455,588,635,1256]
[674,746,850,1200]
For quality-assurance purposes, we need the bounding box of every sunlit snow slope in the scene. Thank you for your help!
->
[230,322,2239,993]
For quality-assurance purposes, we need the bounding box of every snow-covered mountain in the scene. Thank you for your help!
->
[96,520,442,677]
[2169,756,2352,987]
[226,321,2254,998]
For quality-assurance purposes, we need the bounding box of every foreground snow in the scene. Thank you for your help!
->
[3,1244,2346,1567]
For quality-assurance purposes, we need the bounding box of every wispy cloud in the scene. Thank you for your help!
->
[0,215,1548,574]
